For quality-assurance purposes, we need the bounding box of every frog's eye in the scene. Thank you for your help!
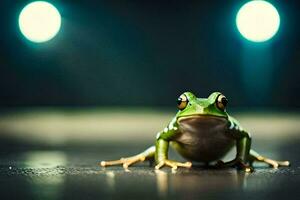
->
[216,94,228,111]
[177,94,188,110]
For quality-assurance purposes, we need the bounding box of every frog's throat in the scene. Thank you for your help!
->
[174,114,233,162]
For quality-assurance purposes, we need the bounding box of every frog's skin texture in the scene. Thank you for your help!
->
[100,92,290,172]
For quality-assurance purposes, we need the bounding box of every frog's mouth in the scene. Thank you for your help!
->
[177,115,228,131]
[178,114,227,121]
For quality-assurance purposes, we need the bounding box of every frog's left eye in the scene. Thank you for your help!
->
[177,94,188,110]
[216,94,228,111]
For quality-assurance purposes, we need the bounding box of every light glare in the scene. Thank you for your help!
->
[18,1,61,43]
[236,0,280,42]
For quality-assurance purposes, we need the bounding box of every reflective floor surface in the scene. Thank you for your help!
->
[0,139,299,200]
[0,111,299,200]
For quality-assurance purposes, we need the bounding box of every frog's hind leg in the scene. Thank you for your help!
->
[100,146,155,169]
[249,149,290,168]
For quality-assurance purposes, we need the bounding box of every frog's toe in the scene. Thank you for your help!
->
[269,160,290,168]
[264,158,290,168]
[154,161,165,170]
[267,159,279,169]
[99,155,146,169]
[100,161,107,167]
[99,159,124,167]
[155,160,192,170]
[122,156,146,169]
[256,156,290,168]
[279,161,290,167]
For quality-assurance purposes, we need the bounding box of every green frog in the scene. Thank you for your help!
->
[100,92,290,172]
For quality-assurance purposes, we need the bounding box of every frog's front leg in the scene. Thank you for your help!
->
[155,118,192,170]
[217,131,254,172]
[154,138,192,170]
[100,146,155,169]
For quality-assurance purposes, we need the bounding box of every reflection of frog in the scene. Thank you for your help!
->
[101,92,290,172]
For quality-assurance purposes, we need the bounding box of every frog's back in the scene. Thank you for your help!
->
[172,116,235,162]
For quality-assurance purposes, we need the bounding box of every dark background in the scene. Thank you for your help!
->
[0,0,299,108]
[0,2,300,200]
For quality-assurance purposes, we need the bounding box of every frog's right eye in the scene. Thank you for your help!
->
[216,94,228,111]
[177,94,188,110]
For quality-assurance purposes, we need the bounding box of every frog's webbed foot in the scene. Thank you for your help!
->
[100,146,155,169]
[253,156,290,169]
[155,159,192,171]
[215,159,254,172]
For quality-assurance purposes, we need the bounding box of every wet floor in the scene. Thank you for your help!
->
[0,139,299,200]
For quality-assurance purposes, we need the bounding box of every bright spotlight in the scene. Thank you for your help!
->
[236,0,280,42]
[18,1,61,43]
